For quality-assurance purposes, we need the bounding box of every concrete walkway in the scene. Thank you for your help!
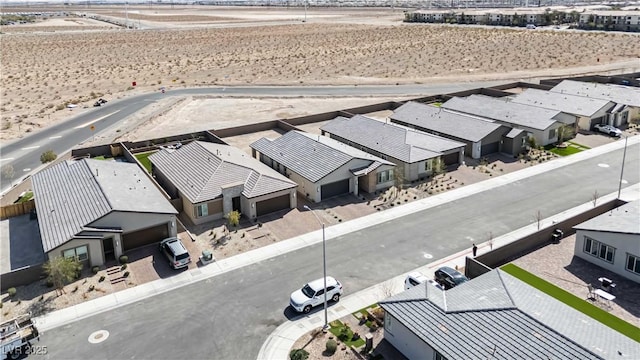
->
[32,136,640,358]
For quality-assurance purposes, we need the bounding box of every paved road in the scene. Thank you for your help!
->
[0,82,505,194]
[32,142,639,360]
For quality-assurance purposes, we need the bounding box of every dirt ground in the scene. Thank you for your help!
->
[2,6,640,141]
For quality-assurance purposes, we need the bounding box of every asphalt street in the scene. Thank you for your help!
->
[31,142,639,360]
[0,81,505,194]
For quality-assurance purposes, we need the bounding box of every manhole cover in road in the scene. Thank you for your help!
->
[598,163,610,168]
[423,253,433,259]
[88,330,109,344]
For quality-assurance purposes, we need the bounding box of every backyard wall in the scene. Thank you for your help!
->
[465,198,624,279]
[1,264,44,291]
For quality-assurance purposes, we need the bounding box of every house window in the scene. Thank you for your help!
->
[626,254,640,275]
[425,159,433,172]
[63,245,88,262]
[549,128,556,140]
[584,236,615,263]
[377,169,394,184]
[434,352,447,360]
[384,313,392,334]
[195,203,208,218]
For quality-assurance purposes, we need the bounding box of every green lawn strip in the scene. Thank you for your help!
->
[567,141,591,150]
[328,320,366,348]
[17,191,33,203]
[548,146,582,156]
[135,152,155,173]
[93,155,107,160]
[501,264,640,342]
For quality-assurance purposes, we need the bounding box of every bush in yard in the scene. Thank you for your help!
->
[325,339,337,355]
[7,287,17,297]
[289,349,309,360]
[40,150,57,163]
[119,255,128,264]
[43,256,81,295]
[91,266,100,274]
[123,271,130,278]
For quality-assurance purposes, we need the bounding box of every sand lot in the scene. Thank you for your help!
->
[1,6,640,142]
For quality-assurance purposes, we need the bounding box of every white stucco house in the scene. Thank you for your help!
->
[379,269,640,360]
[250,130,395,203]
[574,200,640,283]
[32,158,178,267]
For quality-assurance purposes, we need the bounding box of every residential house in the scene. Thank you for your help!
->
[320,115,465,182]
[31,158,178,267]
[379,269,640,360]
[510,88,616,131]
[250,130,395,203]
[574,200,640,283]
[442,94,577,147]
[149,141,297,225]
[550,80,640,127]
[390,101,511,159]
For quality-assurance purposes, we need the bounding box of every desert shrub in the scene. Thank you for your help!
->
[119,255,128,264]
[123,271,130,278]
[121,264,127,270]
[325,339,337,355]
[7,287,17,297]
[40,150,57,163]
[289,349,309,360]
[91,266,100,274]
[99,276,105,282]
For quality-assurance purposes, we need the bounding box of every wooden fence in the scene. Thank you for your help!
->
[0,199,35,220]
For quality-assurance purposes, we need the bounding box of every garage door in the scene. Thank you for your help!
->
[442,152,460,165]
[321,179,350,200]
[256,194,290,217]
[480,142,499,156]
[122,224,169,251]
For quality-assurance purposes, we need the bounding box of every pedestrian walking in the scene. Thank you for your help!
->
[472,243,478,257]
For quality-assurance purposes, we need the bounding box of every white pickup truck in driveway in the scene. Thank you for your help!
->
[594,124,622,137]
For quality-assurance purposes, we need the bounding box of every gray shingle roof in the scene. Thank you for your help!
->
[380,269,640,359]
[551,80,640,107]
[149,141,296,204]
[390,101,505,142]
[320,115,465,163]
[250,131,393,183]
[32,159,177,252]
[574,200,640,235]
[511,88,614,117]
[442,95,561,130]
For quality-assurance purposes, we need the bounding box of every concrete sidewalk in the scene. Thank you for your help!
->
[32,136,639,355]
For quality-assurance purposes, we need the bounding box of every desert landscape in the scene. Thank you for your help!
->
[1,6,640,143]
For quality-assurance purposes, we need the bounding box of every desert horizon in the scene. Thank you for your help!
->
[1,6,639,142]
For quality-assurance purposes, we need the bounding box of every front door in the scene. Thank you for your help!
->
[232,196,241,213]
[102,237,115,262]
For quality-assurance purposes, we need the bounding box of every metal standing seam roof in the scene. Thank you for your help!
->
[380,269,640,359]
[442,95,562,131]
[320,115,465,163]
[511,88,614,117]
[573,200,640,235]
[390,101,505,142]
[551,80,640,108]
[31,159,177,253]
[148,141,297,204]
[249,130,394,183]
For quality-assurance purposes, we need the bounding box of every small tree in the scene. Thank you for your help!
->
[43,256,81,296]
[40,150,57,163]
[225,210,240,232]
[432,157,446,177]
[290,349,309,360]
[557,124,575,143]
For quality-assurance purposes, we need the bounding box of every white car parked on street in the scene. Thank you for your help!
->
[594,124,622,137]
[290,276,343,313]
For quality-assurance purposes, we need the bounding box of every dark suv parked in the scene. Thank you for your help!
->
[434,266,469,290]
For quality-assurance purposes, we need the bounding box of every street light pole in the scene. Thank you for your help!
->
[303,205,328,332]
[617,135,628,199]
